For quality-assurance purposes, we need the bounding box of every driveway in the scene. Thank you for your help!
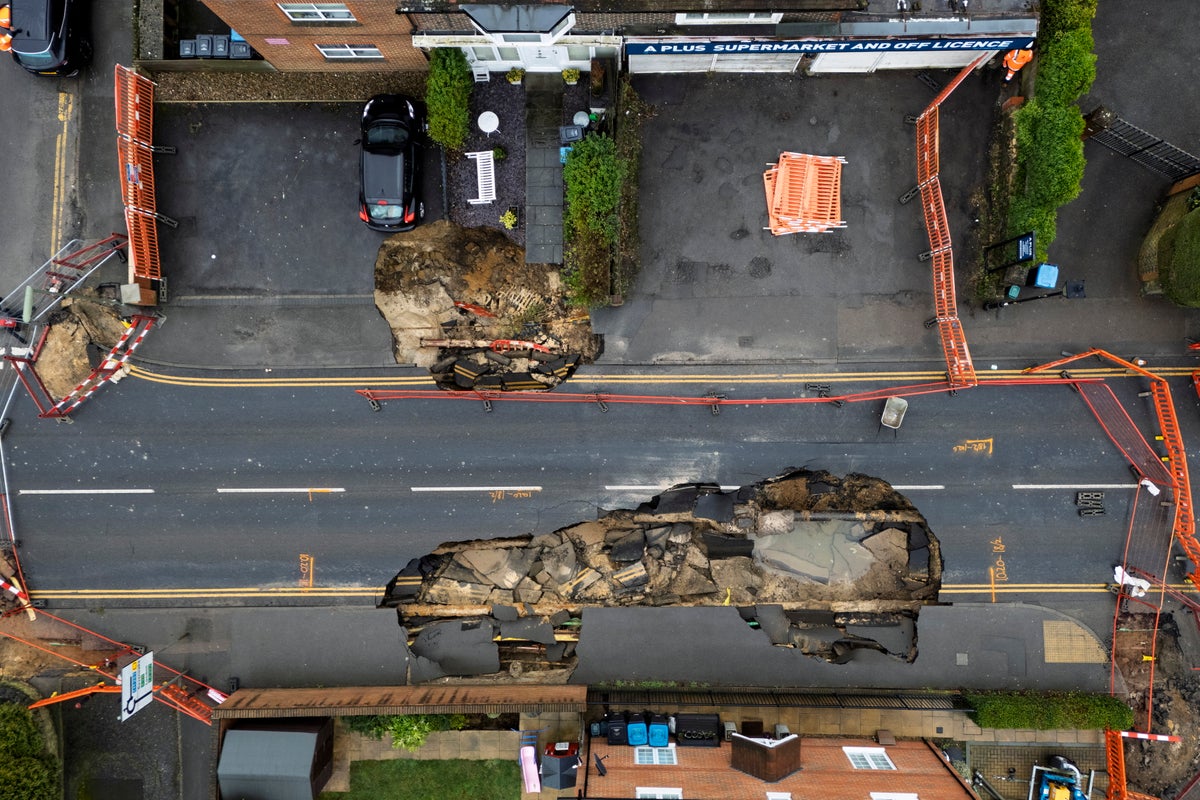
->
[154,103,443,297]
[591,70,992,366]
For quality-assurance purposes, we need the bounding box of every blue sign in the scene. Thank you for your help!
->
[1017,232,1035,262]
[625,36,1036,56]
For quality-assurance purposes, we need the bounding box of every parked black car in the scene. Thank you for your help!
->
[5,0,90,76]
[358,94,425,233]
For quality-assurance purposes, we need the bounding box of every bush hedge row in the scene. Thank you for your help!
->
[425,49,472,152]
[563,133,625,307]
[1007,0,1097,262]
[1161,207,1200,307]
[0,703,58,800]
[965,691,1133,731]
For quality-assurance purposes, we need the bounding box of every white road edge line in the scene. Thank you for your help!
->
[19,489,156,495]
[410,486,542,492]
[1012,484,1138,490]
[217,488,346,493]
[890,485,946,490]
[605,485,743,492]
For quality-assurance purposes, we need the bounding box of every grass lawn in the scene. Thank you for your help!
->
[319,759,520,799]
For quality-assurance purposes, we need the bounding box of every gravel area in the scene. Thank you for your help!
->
[447,78,528,247]
[149,69,426,103]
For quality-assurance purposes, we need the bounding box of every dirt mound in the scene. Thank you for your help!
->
[32,295,130,401]
[373,220,599,372]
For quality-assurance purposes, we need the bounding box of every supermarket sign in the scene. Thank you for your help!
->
[626,36,1035,56]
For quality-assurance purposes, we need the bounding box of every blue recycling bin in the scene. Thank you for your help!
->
[626,713,648,747]
[648,714,670,747]
[1027,262,1058,289]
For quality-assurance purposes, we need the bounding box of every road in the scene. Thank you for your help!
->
[5,363,1183,636]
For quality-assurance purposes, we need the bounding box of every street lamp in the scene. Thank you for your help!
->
[983,280,1085,311]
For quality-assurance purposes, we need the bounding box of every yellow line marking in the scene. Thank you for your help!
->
[29,581,1190,602]
[51,92,73,255]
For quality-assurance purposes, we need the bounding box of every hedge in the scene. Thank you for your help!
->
[0,704,58,800]
[425,49,472,152]
[1161,207,1200,307]
[1040,0,1098,42]
[965,692,1133,731]
[1014,101,1086,209]
[1034,27,1096,108]
[563,133,625,307]
[1004,0,1096,263]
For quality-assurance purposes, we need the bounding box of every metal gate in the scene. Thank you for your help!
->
[1083,107,1200,181]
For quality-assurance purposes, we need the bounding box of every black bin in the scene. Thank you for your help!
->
[605,712,627,745]
[212,35,230,58]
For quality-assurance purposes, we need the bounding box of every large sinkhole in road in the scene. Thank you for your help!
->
[382,469,941,680]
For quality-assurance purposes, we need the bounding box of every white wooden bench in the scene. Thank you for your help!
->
[466,150,497,205]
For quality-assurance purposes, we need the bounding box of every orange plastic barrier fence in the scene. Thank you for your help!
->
[913,55,989,389]
[115,64,154,143]
[1105,729,1128,800]
[114,65,162,285]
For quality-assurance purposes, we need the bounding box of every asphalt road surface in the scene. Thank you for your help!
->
[6,364,1184,640]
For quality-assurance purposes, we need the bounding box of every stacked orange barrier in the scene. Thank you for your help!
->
[763,152,847,235]
[114,65,162,295]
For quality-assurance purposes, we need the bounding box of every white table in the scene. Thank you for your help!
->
[478,111,499,136]
[573,111,590,127]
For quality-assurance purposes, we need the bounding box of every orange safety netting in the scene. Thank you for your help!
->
[763,152,847,235]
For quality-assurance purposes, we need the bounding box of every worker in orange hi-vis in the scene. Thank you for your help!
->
[0,4,12,53]
[1003,48,1033,82]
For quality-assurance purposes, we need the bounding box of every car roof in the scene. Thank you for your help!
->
[10,0,58,48]
[362,150,406,200]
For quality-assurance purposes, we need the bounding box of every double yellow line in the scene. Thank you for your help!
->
[126,363,1188,390]
[33,581,1192,603]
[51,91,75,255]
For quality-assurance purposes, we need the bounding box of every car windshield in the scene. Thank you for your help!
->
[365,122,409,150]
[13,51,59,67]
[367,201,406,222]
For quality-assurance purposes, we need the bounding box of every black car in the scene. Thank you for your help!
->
[358,94,425,233]
[5,0,90,76]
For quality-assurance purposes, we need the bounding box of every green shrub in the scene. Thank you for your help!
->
[564,134,623,245]
[966,692,1133,730]
[0,704,58,800]
[425,48,472,151]
[387,714,467,751]
[1007,195,1057,263]
[342,715,393,739]
[1017,102,1086,208]
[562,133,625,307]
[0,757,57,800]
[0,704,43,759]
[1161,207,1200,306]
[342,713,467,750]
[1040,0,1098,41]
[1034,27,1096,107]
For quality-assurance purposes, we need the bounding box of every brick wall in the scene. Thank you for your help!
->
[200,0,428,71]
[584,738,974,800]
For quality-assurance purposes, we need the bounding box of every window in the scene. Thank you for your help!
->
[316,43,382,60]
[766,793,793,800]
[676,12,783,25]
[636,790,683,800]
[871,794,919,800]
[634,745,677,765]
[279,3,356,22]
[843,746,897,770]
